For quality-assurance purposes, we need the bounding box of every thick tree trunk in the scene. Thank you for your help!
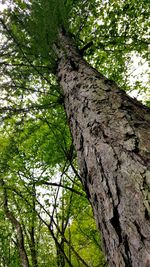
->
[55,31,150,267]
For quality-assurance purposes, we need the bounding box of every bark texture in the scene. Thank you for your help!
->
[55,31,150,267]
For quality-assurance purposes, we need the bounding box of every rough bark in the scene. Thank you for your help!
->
[55,31,150,267]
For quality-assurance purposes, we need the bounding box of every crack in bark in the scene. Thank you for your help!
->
[145,209,150,220]
[134,221,146,243]
[110,206,122,243]
[68,58,79,71]
[95,155,104,178]
[123,235,133,267]
[82,159,91,200]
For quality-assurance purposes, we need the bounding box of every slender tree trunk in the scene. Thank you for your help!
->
[29,184,38,267]
[55,31,150,267]
[1,180,30,267]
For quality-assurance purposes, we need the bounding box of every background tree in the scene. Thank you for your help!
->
[0,123,105,266]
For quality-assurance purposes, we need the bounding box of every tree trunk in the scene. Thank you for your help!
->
[29,184,38,267]
[55,31,150,267]
[1,179,30,267]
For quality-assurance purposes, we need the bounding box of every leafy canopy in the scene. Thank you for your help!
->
[1,0,149,98]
